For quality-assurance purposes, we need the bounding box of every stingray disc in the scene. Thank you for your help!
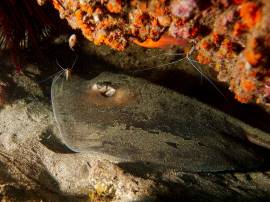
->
[51,72,269,172]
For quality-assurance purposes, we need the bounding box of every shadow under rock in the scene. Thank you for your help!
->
[134,184,270,202]
[118,161,270,202]
[40,127,76,154]
[134,68,270,134]
[0,52,33,106]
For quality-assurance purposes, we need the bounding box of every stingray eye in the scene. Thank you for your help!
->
[92,82,116,97]
[104,86,116,97]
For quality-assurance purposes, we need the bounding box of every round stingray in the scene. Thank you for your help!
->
[51,72,269,172]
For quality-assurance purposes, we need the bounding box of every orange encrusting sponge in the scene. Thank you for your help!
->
[240,2,262,29]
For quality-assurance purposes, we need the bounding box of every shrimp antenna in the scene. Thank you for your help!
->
[71,54,79,70]
[56,57,65,71]
[188,58,226,99]
[186,44,226,99]
[38,69,65,83]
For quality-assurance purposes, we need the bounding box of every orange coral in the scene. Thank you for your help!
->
[47,0,270,110]
[240,2,262,29]
[244,38,263,66]
[222,39,233,52]
[157,15,171,27]
[150,0,168,16]
[107,0,123,13]
[216,39,233,59]
[248,70,257,78]
[93,30,107,45]
[241,79,255,92]
[190,26,199,38]
[235,93,251,103]
[233,21,247,36]
[81,3,93,14]
[196,52,211,64]
[244,50,262,66]
[201,40,211,50]
[52,0,61,10]
[131,0,147,11]
[212,32,222,45]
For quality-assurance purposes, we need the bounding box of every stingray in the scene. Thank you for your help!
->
[51,72,270,172]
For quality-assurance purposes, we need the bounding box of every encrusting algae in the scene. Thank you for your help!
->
[39,0,270,111]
